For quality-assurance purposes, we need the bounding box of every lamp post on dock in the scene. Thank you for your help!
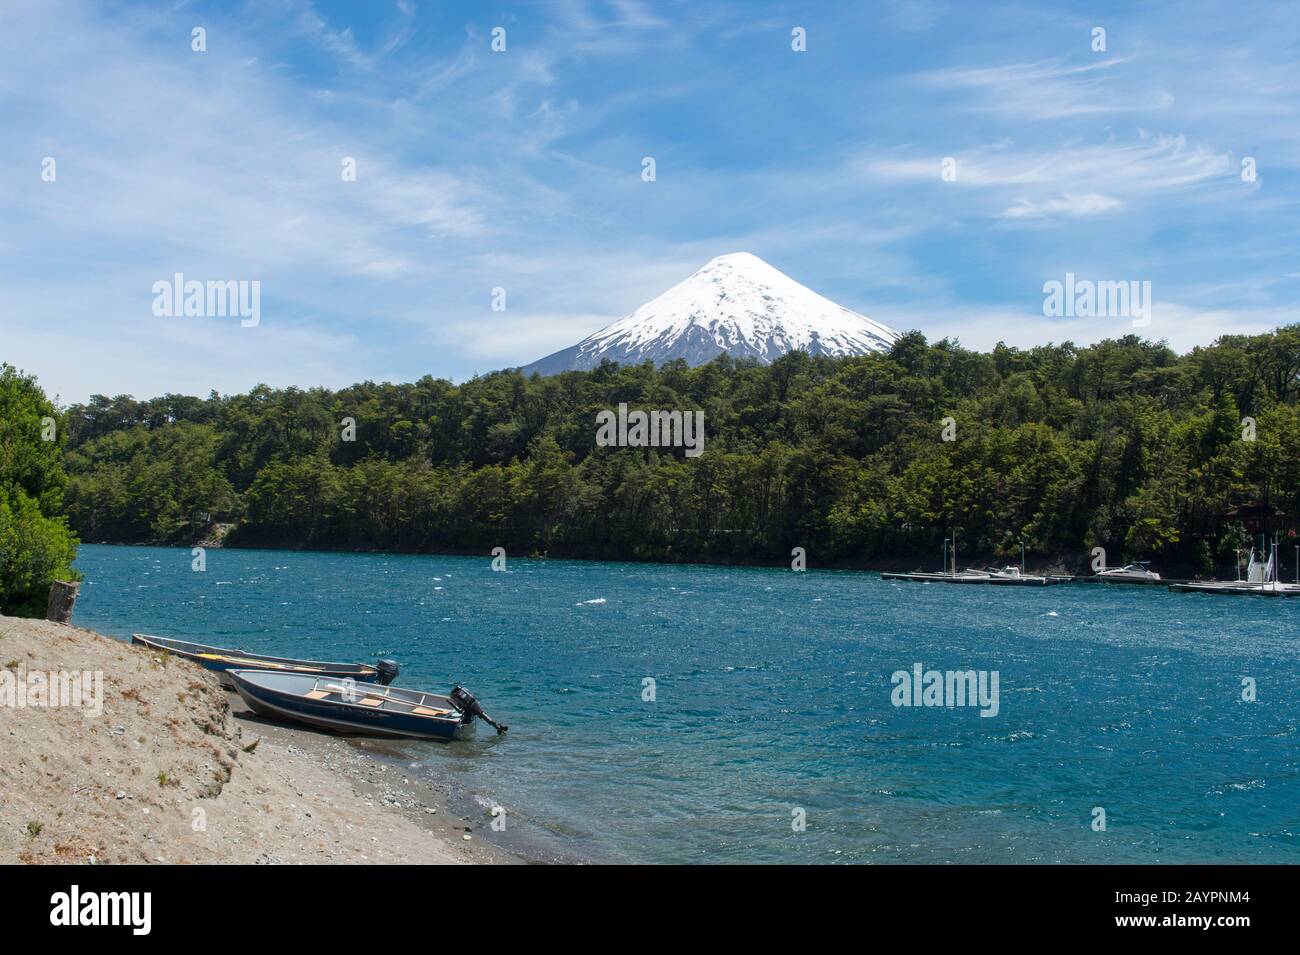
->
[943,538,950,577]
[1020,538,1026,575]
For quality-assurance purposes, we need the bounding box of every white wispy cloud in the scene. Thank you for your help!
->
[920,57,1174,120]
[864,134,1230,192]
[860,133,1233,224]
[999,193,1123,219]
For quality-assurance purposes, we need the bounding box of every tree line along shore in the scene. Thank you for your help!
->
[4,326,1299,616]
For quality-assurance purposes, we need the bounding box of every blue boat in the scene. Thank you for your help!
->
[132,633,398,688]
[228,669,508,741]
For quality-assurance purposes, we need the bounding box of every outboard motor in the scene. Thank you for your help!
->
[449,685,508,735]
[375,659,400,686]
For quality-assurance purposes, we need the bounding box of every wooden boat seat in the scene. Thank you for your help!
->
[358,697,384,707]
[304,690,331,700]
[412,706,451,717]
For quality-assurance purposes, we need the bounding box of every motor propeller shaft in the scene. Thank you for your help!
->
[450,685,508,735]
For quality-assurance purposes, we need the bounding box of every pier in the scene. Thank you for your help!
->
[880,571,1055,586]
[882,533,1299,597]
[1168,581,1300,598]
[881,572,1300,597]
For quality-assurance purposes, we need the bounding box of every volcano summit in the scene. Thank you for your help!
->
[522,252,899,375]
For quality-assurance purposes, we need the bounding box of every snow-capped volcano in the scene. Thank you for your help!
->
[521,252,900,375]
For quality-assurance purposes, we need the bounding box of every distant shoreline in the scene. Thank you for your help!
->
[74,539,1223,582]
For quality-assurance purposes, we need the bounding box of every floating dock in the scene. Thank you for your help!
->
[880,572,1054,586]
[882,571,1300,597]
[1068,575,1180,586]
[882,537,1297,598]
[1167,581,1300,598]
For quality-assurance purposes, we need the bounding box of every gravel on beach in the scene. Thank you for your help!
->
[0,614,521,865]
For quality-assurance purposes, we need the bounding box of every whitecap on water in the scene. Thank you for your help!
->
[577,598,607,605]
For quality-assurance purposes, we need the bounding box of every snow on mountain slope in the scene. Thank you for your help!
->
[521,252,900,375]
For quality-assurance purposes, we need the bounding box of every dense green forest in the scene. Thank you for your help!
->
[55,327,1300,574]
[0,364,79,616]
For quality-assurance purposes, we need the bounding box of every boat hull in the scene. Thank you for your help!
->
[132,634,384,688]
[229,670,468,740]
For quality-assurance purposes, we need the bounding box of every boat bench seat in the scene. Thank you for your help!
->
[304,690,331,700]
[412,706,450,717]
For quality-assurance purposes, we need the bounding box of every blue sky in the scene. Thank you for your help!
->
[2,0,1298,404]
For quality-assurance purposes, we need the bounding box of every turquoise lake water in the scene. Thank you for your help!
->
[72,544,1299,864]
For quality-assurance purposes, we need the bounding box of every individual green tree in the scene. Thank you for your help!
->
[0,364,79,616]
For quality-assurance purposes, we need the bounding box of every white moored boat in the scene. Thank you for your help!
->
[984,565,1049,584]
[1097,561,1161,582]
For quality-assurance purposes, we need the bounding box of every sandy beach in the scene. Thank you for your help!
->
[0,614,522,865]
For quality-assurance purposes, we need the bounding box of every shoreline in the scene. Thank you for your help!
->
[0,614,532,865]
[222,691,583,865]
[70,539,1239,583]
